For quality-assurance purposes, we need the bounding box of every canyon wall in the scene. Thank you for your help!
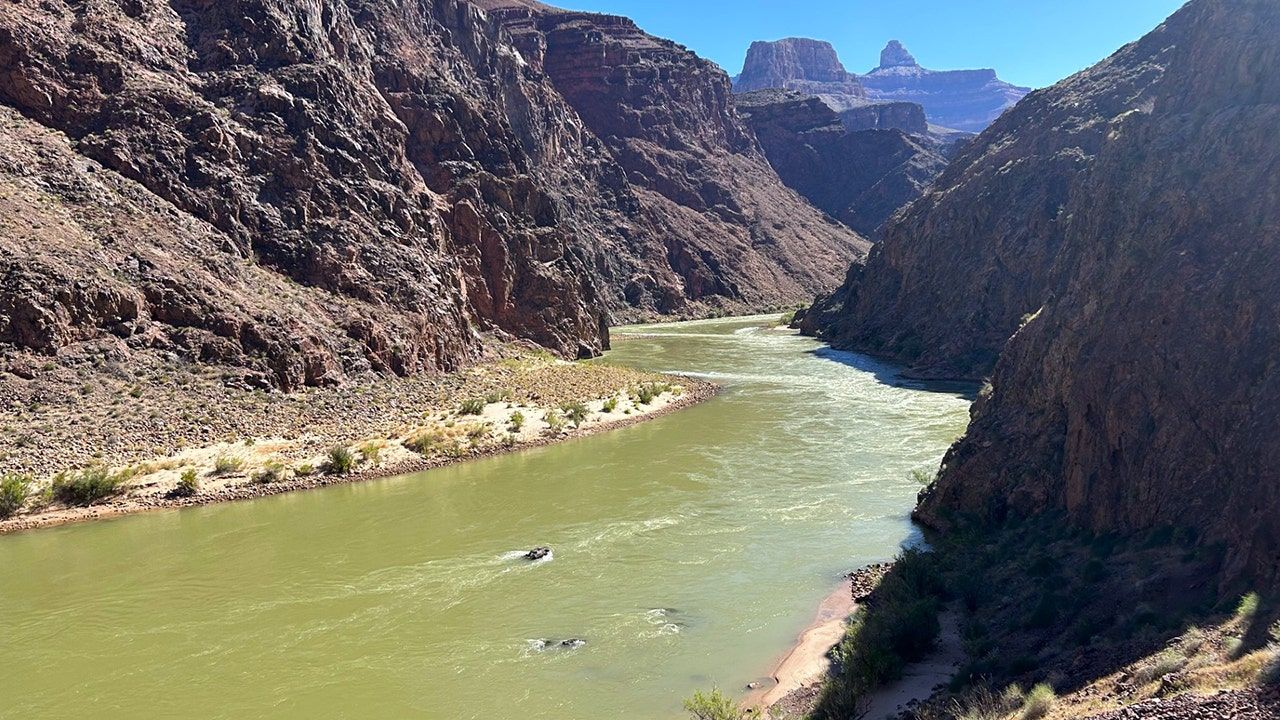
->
[818,0,1280,588]
[0,0,865,389]
[736,90,946,238]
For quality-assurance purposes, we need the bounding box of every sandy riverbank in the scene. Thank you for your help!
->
[0,351,717,534]
[745,562,962,719]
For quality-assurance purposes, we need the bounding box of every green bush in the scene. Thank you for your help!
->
[253,461,287,485]
[405,429,446,455]
[295,463,316,477]
[1020,683,1055,720]
[52,465,129,506]
[466,424,491,445]
[543,410,566,435]
[1236,592,1261,622]
[325,446,356,475]
[632,382,670,406]
[508,411,526,433]
[818,549,944,717]
[358,441,383,465]
[0,472,33,518]
[172,469,200,498]
[484,389,511,404]
[909,468,934,486]
[683,689,752,720]
[561,402,589,428]
[459,398,486,416]
[602,397,619,413]
[213,455,243,476]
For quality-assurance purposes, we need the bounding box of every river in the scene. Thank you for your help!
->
[0,316,972,719]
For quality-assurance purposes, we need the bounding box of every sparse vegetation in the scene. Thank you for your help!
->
[818,548,945,717]
[1235,592,1261,623]
[466,424,491,445]
[253,461,287,484]
[51,465,129,506]
[683,688,754,720]
[1020,683,1055,720]
[213,454,244,476]
[295,463,316,477]
[358,441,384,465]
[910,468,935,486]
[172,469,200,497]
[405,429,447,455]
[561,401,589,428]
[0,472,33,518]
[543,410,566,435]
[459,398,486,415]
[325,446,356,475]
[509,411,526,433]
[485,389,511,404]
[602,397,619,413]
[632,382,671,406]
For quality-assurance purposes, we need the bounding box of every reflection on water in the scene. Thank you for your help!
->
[0,316,972,720]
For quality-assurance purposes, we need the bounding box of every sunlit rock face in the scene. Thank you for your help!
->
[859,40,1030,133]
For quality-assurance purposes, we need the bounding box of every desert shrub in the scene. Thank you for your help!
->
[1020,684,1055,720]
[683,689,752,720]
[51,465,128,506]
[459,398,485,416]
[909,468,934,486]
[405,429,447,455]
[0,472,32,518]
[508,411,526,433]
[1134,648,1187,686]
[484,389,511,404]
[295,463,316,477]
[172,469,200,498]
[948,685,1022,720]
[466,424,490,445]
[602,397,619,413]
[253,461,287,485]
[325,446,356,475]
[561,402,589,427]
[358,441,383,465]
[543,410,566,435]
[632,382,670,405]
[819,549,944,717]
[1236,592,1261,622]
[213,455,243,476]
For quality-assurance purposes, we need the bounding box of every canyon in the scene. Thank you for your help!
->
[0,0,866,392]
[806,0,1280,590]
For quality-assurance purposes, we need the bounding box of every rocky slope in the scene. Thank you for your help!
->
[0,0,865,390]
[920,0,1280,591]
[809,0,1280,589]
[735,89,946,238]
[860,40,1030,133]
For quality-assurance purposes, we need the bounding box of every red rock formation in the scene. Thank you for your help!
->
[870,0,1280,590]
[0,0,866,388]
[732,38,866,97]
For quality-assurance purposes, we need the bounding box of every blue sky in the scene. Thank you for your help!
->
[551,0,1187,88]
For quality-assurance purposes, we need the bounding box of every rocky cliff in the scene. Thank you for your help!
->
[732,38,865,97]
[0,0,865,389]
[736,90,946,238]
[832,0,1280,588]
[860,40,1029,133]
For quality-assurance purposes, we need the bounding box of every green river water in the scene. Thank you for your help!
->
[1,316,972,719]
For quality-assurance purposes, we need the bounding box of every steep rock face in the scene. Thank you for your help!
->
[835,101,928,135]
[732,38,865,96]
[861,41,1030,133]
[736,90,946,238]
[895,0,1280,589]
[802,23,1169,379]
[476,4,869,309]
[0,0,866,387]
